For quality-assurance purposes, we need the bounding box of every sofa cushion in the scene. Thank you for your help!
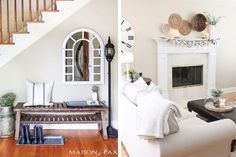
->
[133,77,148,90]
[178,116,207,128]
[177,107,195,122]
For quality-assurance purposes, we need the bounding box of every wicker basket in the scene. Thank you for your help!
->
[168,13,182,29]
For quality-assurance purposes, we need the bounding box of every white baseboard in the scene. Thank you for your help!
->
[29,120,118,130]
[222,87,236,93]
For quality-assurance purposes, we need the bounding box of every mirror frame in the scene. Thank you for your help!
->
[62,28,105,84]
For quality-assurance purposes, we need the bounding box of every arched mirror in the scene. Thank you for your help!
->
[62,29,104,84]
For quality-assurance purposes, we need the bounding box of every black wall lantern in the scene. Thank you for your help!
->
[105,36,118,137]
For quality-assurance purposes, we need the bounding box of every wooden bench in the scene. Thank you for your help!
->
[14,102,108,140]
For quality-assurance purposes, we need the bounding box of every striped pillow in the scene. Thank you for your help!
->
[23,80,54,106]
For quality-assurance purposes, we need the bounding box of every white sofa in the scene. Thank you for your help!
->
[121,93,236,157]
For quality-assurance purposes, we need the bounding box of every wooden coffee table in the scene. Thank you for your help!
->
[187,99,236,151]
[187,99,236,123]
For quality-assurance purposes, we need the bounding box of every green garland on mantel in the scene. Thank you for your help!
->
[160,37,220,48]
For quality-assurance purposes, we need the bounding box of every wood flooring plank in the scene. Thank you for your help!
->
[0,130,117,157]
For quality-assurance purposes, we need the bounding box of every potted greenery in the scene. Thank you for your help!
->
[204,12,224,39]
[124,69,137,82]
[210,88,223,107]
[92,85,99,101]
[0,92,16,137]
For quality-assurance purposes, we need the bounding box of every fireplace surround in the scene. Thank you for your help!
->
[155,39,216,105]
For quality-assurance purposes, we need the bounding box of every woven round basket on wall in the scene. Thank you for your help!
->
[168,13,182,29]
[178,20,192,36]
[192,13,207,32]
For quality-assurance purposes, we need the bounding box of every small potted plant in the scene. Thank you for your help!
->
[210,88,223,107]
[124,69,137,82]
[0,92,16,137]
[92,85,99,101]
[204,12,224,39]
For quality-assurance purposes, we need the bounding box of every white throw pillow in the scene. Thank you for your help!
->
[146,82,162,94]
[123,78,163,105]
[123,83,144,104]
[133,77,148,90]
[24,80,54,106]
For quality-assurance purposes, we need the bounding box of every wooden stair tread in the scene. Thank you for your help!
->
[0,43,15,45]
[12,32,30,34]
[27,21,45,23]
[41,10,60,12]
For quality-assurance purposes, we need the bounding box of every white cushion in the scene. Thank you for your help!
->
[177,107,195,122]
[123,77,148,104]
[133,77,148,90]
[123,78,163,105]
[24,80,54,106]
[123,83,144,104]
[146,82,162,94]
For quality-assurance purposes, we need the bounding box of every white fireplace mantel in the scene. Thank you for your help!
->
[154,39,216,99]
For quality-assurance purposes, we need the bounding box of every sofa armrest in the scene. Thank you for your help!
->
[160,119,236,157]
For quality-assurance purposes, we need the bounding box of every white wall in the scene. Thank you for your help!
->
[0,0,118,127]
[122,0,236,89]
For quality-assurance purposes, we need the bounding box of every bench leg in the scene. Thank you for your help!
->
[15,111,21,140]
[231,139,236,152]
[101,111,108,140]
[98,122,102,131]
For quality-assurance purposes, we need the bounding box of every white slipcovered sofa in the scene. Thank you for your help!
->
[120,78,236,157]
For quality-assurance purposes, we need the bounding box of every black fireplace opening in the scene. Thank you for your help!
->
[172,65,203,87]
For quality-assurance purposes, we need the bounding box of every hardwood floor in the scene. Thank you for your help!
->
[0,130,117,157]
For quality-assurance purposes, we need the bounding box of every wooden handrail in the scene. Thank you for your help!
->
[0,0,2,43]
[0,0,59,44]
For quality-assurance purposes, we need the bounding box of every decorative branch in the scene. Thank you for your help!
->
[160,37,219,47]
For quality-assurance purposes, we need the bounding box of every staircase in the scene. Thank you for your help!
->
[0,0,91,68]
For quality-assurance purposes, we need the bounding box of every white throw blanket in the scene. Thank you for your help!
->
[136,91,181,139]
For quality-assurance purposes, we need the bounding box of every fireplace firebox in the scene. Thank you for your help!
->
[172,65,203,87]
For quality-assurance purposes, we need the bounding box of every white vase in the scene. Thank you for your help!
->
[92,92,98,101]
[208,25,216,40]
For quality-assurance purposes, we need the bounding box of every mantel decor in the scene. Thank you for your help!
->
[160,37,219,47]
